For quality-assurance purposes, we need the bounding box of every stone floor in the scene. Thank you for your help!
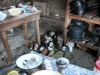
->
[0,17,97,71]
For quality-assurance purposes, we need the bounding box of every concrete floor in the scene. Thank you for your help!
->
[0,17,97,71]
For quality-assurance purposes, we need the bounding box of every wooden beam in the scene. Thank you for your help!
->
[63,0,70,45]
[69,14,100,25]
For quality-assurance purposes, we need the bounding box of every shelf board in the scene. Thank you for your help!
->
[67,37,99,51]
[69,14,100,25]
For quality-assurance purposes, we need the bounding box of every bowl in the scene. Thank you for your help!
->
[8,8,22,16]
[31,70,61,75]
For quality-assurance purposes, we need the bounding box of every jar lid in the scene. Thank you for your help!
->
[96,60,100,70]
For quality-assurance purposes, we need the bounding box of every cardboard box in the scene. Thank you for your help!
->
[34,2,50,15]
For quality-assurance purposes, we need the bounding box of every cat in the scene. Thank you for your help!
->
[41,48,48,55]
[77,44,88,51]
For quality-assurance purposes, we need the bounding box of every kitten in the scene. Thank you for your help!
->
[77,44,88,51]
[41,48,48,55]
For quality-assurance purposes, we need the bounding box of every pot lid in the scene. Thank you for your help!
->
[70,25,84,31]
[16,54,42,69]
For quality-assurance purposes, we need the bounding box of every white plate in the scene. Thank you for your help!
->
[31,70,61,75]
[16,54,42,69]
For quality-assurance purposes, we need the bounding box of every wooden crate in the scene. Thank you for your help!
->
[34,2,50,15]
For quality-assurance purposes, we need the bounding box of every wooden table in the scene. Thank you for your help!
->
[0,11,41,63]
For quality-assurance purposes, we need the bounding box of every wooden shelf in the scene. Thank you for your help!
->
[67,14,100,51]
[69,14,100,25]
[64,0,100,57]
[67,37,99,51]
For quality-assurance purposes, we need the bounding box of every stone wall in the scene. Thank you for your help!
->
[50,0,67,16]
[40,16,64,31]
[33,0,67,16]
[0,0,23,8]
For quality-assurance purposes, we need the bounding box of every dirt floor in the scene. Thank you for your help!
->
[0,17,97,71]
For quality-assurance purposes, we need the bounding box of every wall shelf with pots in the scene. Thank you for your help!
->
[64,0,100,58]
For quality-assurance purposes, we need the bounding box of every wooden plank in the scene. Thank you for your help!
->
[92,16,100,20]
[0,11,41,24]
[67,37,98,51]
[83,13,96,19]
[23,23,28,40]
[0,11,41,32]
[35,19,40,45]
[69,14,100,25]
[88,23,95,32]
[1,31,13,63]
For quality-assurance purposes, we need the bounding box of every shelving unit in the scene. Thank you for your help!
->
[67,37,99,51]
[64,0,100,58]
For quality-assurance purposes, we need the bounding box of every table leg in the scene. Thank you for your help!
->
[23,23,28,40]
[1,31,13,62]
[35,19,40,45]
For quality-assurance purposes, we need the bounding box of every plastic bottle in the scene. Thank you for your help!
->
[93,59,100,75]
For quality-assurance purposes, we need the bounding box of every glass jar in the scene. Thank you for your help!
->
[93,59,100,75]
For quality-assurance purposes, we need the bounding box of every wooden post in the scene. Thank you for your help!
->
[63,0,70,45]
[23,23,28,40]
[1,31,13,62]
[34,19,40,45]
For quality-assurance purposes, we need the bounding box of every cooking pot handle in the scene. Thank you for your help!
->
[67,25,73,31]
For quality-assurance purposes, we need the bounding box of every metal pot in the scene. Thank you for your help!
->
[89,33,100,42]
[70,0,82,8]
[71,19,89,31]
[67,25,86,41]
[70,0,88,15]
[71,19,85,26]
[71,6,85,15]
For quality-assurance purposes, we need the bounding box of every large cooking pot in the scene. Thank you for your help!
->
[70,0,88,14]
[89,33,100,42]
[71,6,85,15]
[67,25,86,41]
[71,19,85,26]
[70,0,82,9]
[77,0,89,3]
[71,19,89,31]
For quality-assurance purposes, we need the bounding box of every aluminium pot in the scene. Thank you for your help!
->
[67,25,86,41]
